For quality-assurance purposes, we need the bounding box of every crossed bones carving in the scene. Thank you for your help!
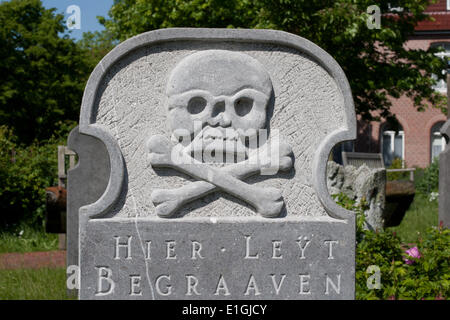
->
[147,134,293,218]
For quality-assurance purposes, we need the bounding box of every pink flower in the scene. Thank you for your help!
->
[435,293,445,300]
[404,246,421,265]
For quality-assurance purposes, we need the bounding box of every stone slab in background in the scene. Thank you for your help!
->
[67,126,110,295]
[439,120,450,228]
[327,161,386,231]
[74,28,357,299]
[327,160,416,230]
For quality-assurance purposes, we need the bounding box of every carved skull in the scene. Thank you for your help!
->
[166,50,273,162]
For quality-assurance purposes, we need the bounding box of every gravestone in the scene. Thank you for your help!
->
[66,126,110,296]
[439,120,450,228]
[72,28,357,299]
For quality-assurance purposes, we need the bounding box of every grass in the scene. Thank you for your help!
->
[387,192,439,243]
[0,268,70,300]
[0,224,67,300]
[0,224,58,254]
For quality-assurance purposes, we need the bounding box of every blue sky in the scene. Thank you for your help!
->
[42,0,114,40]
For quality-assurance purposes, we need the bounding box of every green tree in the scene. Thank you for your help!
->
[77,30,117,72]
[99,0,447,121]
[0,0,91,144]
[0,123,72,227]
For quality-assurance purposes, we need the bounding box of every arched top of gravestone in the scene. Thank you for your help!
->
[78,28,356,221]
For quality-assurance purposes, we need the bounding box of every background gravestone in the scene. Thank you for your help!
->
[439,120,450,228]
[72,28,357,299]
[327,161,386,231]
[66,126,110,295]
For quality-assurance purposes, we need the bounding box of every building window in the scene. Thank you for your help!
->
[388,3,403,12]
[431,122,446,161]
[381,125,404,167]
[448,0,450,11]
[431,42,450,93]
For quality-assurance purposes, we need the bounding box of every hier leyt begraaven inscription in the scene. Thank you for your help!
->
[69,28,357,300]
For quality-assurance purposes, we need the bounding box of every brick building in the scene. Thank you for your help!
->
[344,0,449,168]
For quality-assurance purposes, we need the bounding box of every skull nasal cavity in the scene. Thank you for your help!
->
[212,101,226,118]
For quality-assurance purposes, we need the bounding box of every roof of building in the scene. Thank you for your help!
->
[416,0,450,32]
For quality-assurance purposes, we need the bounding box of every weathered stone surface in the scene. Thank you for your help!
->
[327,161,386,231]
[74,28,357,299]
[327,160,416,229]
[326,160,346,196]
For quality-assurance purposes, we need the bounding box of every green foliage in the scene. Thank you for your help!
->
[332,192,368,241]
[388,192,438,243]
[98,0,258,40]
[0,0,91,144]
[0,223,57,253]
[415,157,440,194]
[0,122,75,228]
[99,0,448,122]
[356,227,405,300]
[386,157,411,181]
[403,225,450,299]
[335,193,450,300]
[77,30,117,71]
[0,268,70,300]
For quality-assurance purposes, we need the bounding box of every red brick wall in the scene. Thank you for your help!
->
[355,38,448,168]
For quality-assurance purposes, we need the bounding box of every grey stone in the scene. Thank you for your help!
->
[67,126,110,296]
[327,160,345,196]
[80,218,354,299]
[74,28,357,299]
[149,49,290,218]
[327,161,386,231]
[147,134,293,218]
[439,119,450,228]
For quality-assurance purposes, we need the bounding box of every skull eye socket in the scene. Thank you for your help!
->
[234,97,253,117]
[187,97,207,114]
